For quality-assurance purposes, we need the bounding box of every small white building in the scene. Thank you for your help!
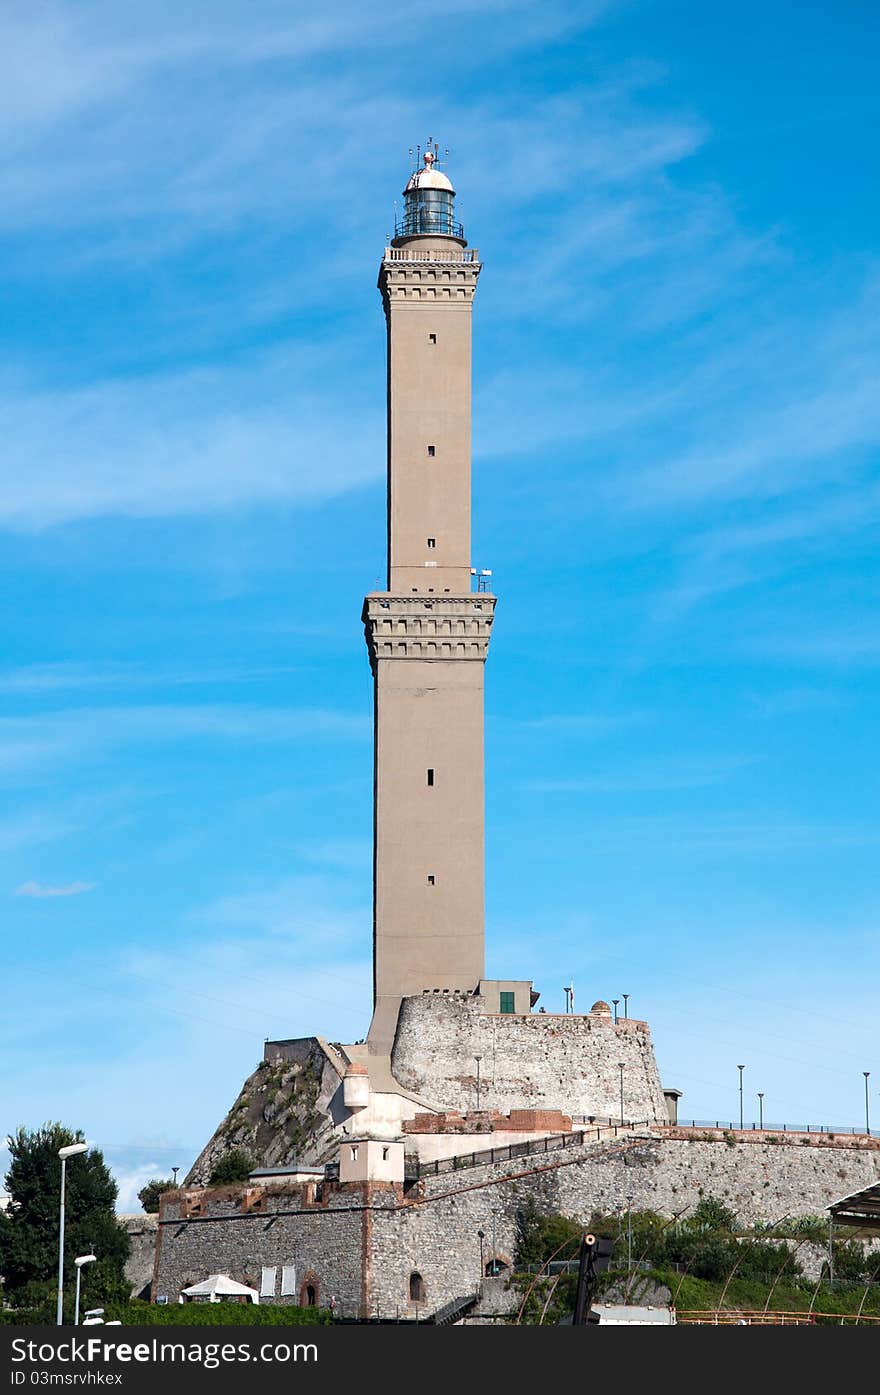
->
[590,1303,676,1325]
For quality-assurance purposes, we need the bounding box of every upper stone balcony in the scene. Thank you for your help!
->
[384,245,480,263]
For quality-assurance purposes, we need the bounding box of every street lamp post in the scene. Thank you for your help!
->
[618,1062,625,1127]
[612,999,619,1024]
[57,1143,88,1326]
[626,1194,634,1273]
[74,1255,97,1327]
[737,1065,745,1130]
[171,1167,179,1187]
[622,994,629,1019]
[757,1093,764,1130]
[477,1229,485,1281]
[475,1056,482,1111]
[864,1072,871,1136]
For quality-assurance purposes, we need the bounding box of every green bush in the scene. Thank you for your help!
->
[138,1179,178,1214]
[207,1150,253,1185]
[104,1301,331,1326]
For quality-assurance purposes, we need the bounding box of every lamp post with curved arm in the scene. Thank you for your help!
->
[57,1143,88,1325]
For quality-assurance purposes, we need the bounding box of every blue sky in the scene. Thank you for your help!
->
[2,0,879,1210]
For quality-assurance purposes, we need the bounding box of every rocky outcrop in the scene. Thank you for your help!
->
[185,1040,342,1185]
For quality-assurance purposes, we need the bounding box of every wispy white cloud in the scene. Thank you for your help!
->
[0,810,77,853]
[526,754,755,794]
[0,661,298,695]
[0,702,367,776]
[745,621,880,669]
[15,879,95,898]
[0,349,383,530]
[617,282,880,514]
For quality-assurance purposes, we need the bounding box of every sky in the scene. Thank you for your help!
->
[2,0,879,1212]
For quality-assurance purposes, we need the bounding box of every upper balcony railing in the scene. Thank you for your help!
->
[385,246,479,263]
[394,214,466,241]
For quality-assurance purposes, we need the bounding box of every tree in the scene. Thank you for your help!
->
[0,1123,130,1322]
[137,1179,178,1214]
[690,1197,738,1234]
[208,1149,253,1185]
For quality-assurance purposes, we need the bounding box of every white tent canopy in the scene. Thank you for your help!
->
[180,1274,259,1304]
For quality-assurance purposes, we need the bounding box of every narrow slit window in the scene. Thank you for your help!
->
[428,333,437,344]
[427,537,436,549]
[427,445,436,457]
[427,768,434,786]
[427,874,435,885]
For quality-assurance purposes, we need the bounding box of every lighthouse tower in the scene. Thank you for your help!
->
[364,147,494,1050]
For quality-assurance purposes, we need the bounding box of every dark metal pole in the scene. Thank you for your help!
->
[475,1056,482,1111]
[737,1065,745,1130]
[612,999,619,1024]
[622,994,629,1018]
[573,1234,596,1326]
[478,1229,485,1280]
[864,1072,871,1135]
[758,1093,764,1129]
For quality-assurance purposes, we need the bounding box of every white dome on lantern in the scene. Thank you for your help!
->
[404,150,454,196]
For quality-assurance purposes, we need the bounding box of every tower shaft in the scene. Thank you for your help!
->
[365,214,493,1048]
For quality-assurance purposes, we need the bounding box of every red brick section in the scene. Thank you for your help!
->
[661,1124,880,1151]
[508,1109,572,1131]
[404,1108,572,1135]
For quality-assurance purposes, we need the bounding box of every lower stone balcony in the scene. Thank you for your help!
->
[363,593,495,667]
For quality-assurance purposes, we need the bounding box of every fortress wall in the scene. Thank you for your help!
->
[152,1131,880,1319]
[151,1184,370,1314]
[368,1130,880,1314]
[413,1130,880,1226]
[391,994,668,1122]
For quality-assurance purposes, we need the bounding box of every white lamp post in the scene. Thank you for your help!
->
[57,1143,88,1326]
[74,1255,97,1326]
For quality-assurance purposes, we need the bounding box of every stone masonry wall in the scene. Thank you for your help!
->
[152,1130,880,1320]
[119,1214,159,1299]
[391,994,668,1122]
[368,1129,880,1316]
[152,1183,372,1315]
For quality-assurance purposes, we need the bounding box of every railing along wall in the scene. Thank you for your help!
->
[405,1121,652,1180]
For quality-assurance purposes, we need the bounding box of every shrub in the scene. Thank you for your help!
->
[138,1179,178,1214]
[208,1149,253,1185]
[104,1301,331,1326]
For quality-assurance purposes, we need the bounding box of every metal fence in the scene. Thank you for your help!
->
[678,1119,872,1137]
[405,1121,652,1181]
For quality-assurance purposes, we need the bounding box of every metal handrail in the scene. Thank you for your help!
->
[405,1121,652,1180]
[675,1119,874,1137]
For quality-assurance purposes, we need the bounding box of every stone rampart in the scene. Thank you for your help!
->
[391,994,668,1121]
